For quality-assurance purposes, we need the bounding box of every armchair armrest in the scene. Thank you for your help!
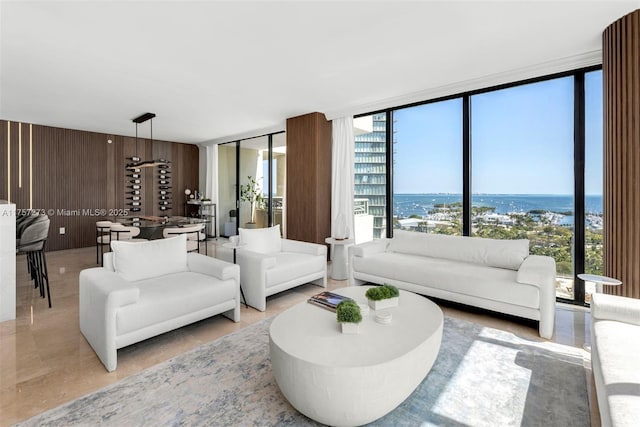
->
[516,255,556,339]
[281,239,327,257]
[236,250,277,311]
[592,293,640,326]
[187,253,239,282]
[349,239,389,258]
[79,268,140,371]
[236,249,278,270]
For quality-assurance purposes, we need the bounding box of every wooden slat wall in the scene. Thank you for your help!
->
[603,9,640,299]
[0,120,199,251]
[286,112,332,245]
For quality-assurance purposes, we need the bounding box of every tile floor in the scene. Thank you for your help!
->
[0,241,599,426]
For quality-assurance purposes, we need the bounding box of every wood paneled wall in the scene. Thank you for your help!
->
[286,112,332,245]
[603,9,640,299]
[0,120,199,251]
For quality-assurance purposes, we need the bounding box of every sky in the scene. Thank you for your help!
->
[392,70,603,195]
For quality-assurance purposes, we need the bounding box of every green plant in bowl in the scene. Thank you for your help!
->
[365,284,399,310]
[365,284,399,301]
[336,300,362,324]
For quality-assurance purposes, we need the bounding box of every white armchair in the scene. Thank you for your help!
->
[80,234,240,372]
[231,225,327,311]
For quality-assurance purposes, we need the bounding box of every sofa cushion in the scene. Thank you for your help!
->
[239,225,282,254]
[116,271,237,335]
[111,235,188,282]
[265,252,326,288]
[387,230,529,270]
[592,319,640,426]
[352,251,539,309]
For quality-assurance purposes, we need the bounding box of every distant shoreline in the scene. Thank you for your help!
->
[388,193,604,226]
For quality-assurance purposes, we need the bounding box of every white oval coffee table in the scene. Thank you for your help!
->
[269,286,443,427]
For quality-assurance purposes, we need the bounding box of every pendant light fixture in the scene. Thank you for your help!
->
[126,113,170,169]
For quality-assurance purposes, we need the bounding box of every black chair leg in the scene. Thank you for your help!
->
[39,249,51,308]
[28,253,38,288]
[35,250,45,298]
[26,252,32,277]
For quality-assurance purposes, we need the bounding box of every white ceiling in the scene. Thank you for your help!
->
[1,1,639,145]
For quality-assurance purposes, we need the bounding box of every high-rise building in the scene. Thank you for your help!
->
[354,113,387,239]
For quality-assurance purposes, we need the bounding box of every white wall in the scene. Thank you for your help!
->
[0,202,16,322]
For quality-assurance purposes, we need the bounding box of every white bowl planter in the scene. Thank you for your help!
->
[368,297,399,311]
[341,322,360,334]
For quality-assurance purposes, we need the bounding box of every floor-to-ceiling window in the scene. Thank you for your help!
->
[268,133,286,234]
[584,70,604,303]
[354,113,387,241]
[354,67,603,305]
[393,99,463,235]
[471,77,575,300]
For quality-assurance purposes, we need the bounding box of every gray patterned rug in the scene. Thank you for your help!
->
[16,316,589,427]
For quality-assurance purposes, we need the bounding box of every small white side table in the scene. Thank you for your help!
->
[578,273,622,294]
[222,242,248,308]
[325,237,354,280]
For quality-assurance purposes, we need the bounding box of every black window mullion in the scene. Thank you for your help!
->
[463,96,471,236]
[267,134,273,227]
[386,110,394,238]
[235,140,240,236]
[574,72,586,305]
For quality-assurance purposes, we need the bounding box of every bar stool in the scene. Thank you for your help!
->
[16,216,52,308]
[96,220,113,265]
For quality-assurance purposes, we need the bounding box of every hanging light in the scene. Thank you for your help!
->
[126,113,170,169]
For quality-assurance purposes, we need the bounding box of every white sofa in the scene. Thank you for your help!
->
[591,293,640,427]
[349,230,556,338]
[79,235,240,372]
[231,225,327,312]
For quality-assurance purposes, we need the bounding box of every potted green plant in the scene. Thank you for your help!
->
[365,284,400,310]
[336,300,362,334]
[239,175,264,228]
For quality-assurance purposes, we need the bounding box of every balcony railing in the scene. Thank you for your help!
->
[354,198,369,216]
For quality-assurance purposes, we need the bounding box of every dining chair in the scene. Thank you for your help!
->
[198,224,208,255]
[110,223,147,243]
[96,220,113,265]
[162,224,203,253]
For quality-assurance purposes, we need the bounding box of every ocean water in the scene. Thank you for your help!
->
[394,194,603,219]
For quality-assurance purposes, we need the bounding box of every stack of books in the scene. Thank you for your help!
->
[308,291,354,312]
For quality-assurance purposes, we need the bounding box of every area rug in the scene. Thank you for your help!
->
[16,316,589,427]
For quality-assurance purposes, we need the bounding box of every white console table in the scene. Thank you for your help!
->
[0,201,16,322]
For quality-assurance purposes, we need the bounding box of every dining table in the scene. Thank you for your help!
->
[114,215,208,240]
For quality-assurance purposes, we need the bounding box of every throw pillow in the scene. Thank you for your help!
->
[239,224,282,254]
[111,234,189,282]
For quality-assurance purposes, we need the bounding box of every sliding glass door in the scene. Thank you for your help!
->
[270,133,287,234]
[218,131,286,237]
[217,142,238,237]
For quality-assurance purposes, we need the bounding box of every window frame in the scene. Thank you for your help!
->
[355,65,602,306]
